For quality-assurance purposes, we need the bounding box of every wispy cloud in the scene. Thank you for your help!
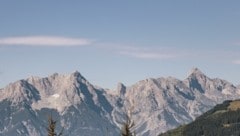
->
[233,42,240,46]
[0,36,92,46]
[232,60,240,64]
[117,46,178,60]
[119,50,175,59]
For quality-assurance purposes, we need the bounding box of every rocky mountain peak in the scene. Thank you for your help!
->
[71,70,81,77]
[117,82,126,96]
[70,70,87,84]
[187,67,205,77]
[0,69,239,136]
[0,80,40,104]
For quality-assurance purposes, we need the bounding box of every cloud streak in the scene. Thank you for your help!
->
[117,46,177,60]
[0,36,92,46]
[98,43,240,62]
[119,50,175,59]
[232,60,240,64]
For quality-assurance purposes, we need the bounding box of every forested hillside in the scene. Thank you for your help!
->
[160,100,240,136]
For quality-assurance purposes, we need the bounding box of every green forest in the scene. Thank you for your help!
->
[159,100,240,136]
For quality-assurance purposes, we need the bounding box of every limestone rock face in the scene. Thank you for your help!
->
[0,68,239,136]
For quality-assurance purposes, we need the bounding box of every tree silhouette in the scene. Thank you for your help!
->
[47,115,63,136]
[121,113,135,136]
[121,103,136,136]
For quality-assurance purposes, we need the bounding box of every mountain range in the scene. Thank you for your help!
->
[0,68,239,136]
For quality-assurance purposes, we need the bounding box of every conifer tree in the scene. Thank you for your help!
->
[121,114,135,136]
[121,103,136,136]
[47,115,63,136]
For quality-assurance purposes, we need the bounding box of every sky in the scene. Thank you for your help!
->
[0,1,240,89]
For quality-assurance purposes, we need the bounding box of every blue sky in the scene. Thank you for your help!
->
[0,1,240,89]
